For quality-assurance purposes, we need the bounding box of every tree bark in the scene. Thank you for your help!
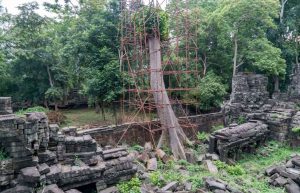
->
[233,35,238,76]
[148,36,187,160]
[280,0,288,24]
[274,76,280,92]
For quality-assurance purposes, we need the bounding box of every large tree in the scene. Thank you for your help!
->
[210,0,286,90]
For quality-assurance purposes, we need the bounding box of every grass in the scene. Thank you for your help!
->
[139,141,299,193]
[61,108,156,128]
[16,106,48,116]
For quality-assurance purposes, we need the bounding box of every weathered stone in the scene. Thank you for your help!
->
[161,181,178,191]
[20,166,40,183]
[65,189,82,193]
[38,163,50,175]
[265,166,277,176]
[98,186,118,193]
[285,182,300,193]
[203,160,218,174]
[204,178,226,191]
[147,158,157,171]
[274,177,288,186]
[37,184,64,193]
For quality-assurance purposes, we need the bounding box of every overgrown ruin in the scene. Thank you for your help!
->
[0,97,136,193]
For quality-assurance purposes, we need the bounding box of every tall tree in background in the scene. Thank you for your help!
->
[210,0,286,90]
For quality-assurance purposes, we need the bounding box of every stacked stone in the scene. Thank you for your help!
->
[48,124,60,151]
[102,147,137,188]
[291,111,300,129]
[288,67,300,101]
[0,97,13,115]
[209,120,269,162]
[0,159,14,191]
[230,74,269,112]
[0,115,35,171]
[265,154,300,193]
[25,112,50,151]
[259,108,296,142]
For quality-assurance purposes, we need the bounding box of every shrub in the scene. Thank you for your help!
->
[197,131,209,141]
[237,116,246,125]
[16,106,48,116]
[187,175,204,190]
[226,164,246,175]
[292,127,300,134]
[117,177,141,193]
[214,160,245,176]
[149,171,164,187]
[185,72,227,111]
[212,124,224,131]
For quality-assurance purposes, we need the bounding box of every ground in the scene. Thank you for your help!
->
[120,141,299,193]
[61,108,156,129]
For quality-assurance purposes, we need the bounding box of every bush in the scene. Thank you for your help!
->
[197,131,209,141]
[185,72,227,111]
[117,177,141,193]
[292,127,300,134]
[212,124,224,131]
[149,171,164,187]
[16,106,48,116]
[214,160,245,176]
[237,116,246,125]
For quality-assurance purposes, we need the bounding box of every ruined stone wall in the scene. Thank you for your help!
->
[0,97,136,193]
[288,65,300,101]
[78,112,224,146]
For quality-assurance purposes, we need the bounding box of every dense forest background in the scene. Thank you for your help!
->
[0,0,299,112]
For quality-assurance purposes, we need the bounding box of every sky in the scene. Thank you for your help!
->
[2,0,167,16]
[2,0,66,16]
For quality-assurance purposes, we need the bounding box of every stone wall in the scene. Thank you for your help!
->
[0,97,12,115]
[78,112,225,146]
[0,97,136,193]
[288,65,300,101]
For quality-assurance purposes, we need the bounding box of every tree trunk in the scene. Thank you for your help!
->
[274,76,280,92]
[95,102,100,114]
[296,35,299,72]
[148,36,187,160]
[280,0,288,24]
[101,102,106,121]
[54,103,58,112]
[233,35,238,76]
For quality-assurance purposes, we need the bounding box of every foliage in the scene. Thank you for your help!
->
[0,148,8,161]
[133,7,169,40]
[237,115,246,125]
[214,160,246,176]
[212,124,224,131]
[246,38,286,77]
[292,127,300,134]
[196,131,209,141]
[149,171,163,187]
[129,145,144,152]
[16,106,48,116]
[117,177,141,193]
[186,72,227,111]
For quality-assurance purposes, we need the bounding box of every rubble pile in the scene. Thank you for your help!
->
[265,154,300,193]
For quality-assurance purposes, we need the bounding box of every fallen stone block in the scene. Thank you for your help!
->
[161,181,178,192]
[20,166,40,183]
[203,160,218,174]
